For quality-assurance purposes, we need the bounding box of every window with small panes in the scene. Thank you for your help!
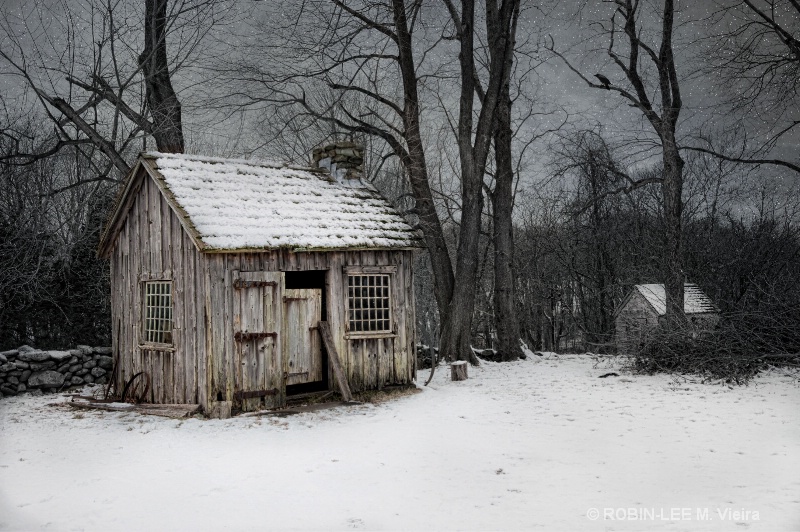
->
[347,274,392,333]
[143,280,173,345]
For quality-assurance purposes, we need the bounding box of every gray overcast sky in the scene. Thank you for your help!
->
[1,0,797,199]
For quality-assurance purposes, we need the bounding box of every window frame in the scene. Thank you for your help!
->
[344,265,396,339]
[140,276,175,350]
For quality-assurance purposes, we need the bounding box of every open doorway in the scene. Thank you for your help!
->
[283,270,328,395]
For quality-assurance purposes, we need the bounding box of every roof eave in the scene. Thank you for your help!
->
[199,244,424,254]
[142,158,208,253]
[97,160,145,259]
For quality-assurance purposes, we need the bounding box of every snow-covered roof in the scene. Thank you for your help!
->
[635,283,718,315]
[141,152,421,252]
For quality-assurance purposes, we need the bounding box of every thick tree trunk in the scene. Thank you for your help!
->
[662,138,685,323]
[406,159,455,328]
[438,155,483,364]
[658,0,685,325]
[391,0,455,328]
[491,82,520,361]
[438,0,481,365]
[139,0,184,153]
[439,0,519,364]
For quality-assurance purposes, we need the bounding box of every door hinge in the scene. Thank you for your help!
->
[234,280,277,290]
[234,331,277,341]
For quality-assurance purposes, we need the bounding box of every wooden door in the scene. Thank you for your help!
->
[232,271,283,411]
[282,289,323,386]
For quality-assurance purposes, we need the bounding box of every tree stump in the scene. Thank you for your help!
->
[451,361,468,381]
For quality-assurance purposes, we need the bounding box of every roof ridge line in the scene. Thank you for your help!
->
[141,151,329,175]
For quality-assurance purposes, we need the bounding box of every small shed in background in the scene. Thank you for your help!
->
[98,143,422,416]
[615,283,720,354]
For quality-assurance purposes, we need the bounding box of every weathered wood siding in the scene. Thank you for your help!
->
[109,170,416,411]
[204,249,416,405]
[110,168,206,406]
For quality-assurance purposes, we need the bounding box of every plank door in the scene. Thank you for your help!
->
[232,271,283,411]
[282,289,323,386]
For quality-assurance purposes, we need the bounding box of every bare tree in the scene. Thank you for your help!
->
[548,0,687,323]
[0,0,229,347]
[220,0,522,362]
[0,0,224,177]
[140,0,186,153]
[435,0,521,362]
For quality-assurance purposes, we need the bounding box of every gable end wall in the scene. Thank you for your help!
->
[615,292,659,354]
[110,168,207,407]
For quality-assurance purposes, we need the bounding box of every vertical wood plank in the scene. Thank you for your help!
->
[318,321,352,401]
[134,180,148,385]
[184,232,198,403]
[405,251,417,382]
[223,255,236,402]
[269,272,284,409]
[392,250,407,384]
[170,208,185,403]
[149,180,162,275]
[344,251,361,389]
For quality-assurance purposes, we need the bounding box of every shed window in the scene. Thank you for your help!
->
[347,274,391,333]
[144,281,173,345]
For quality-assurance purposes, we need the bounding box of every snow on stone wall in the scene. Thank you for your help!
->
[0,345,112,399]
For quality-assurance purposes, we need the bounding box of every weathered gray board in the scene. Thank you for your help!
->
[319,321,353,402]
[283,289,322,386]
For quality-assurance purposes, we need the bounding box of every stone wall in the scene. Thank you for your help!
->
[0,344,112,399]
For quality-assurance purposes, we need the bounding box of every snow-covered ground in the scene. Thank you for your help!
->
[1,355,798,531]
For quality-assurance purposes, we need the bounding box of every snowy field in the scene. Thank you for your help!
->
[1,355,799,531]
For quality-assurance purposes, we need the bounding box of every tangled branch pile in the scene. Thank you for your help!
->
[630,300,800,384]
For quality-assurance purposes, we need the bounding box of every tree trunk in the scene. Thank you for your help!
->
[139,0,184,153]
[439,0,520,364]
[438,0,482,365]
[390,0,455,331]
[491,80,520,361]
[662,137,685,323]
[450,361,469,381]
[438,169,483,364]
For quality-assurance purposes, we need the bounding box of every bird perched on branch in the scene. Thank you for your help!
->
[594,73,611,89]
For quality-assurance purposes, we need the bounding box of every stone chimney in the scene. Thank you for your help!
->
[312,141,364,183]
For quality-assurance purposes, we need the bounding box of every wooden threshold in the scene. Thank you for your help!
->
[67,400,200,419]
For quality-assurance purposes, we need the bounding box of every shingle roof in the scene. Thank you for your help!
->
[145,152,421,252]
[635,283,718,315]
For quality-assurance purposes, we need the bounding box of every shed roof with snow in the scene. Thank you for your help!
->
[100,152,421,256]
[626,283,718,316]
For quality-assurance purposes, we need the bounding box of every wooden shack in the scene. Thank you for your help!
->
[98,144,421,416]
[615,283,720,354]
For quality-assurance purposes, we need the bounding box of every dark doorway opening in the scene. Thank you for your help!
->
[284,270,329,395]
